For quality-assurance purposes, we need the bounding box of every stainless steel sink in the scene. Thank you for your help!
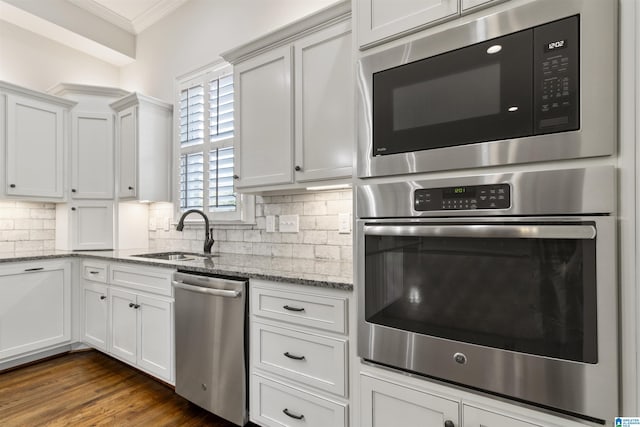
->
[132,251,214,262]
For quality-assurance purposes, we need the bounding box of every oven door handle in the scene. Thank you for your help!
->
[363,224,596,239]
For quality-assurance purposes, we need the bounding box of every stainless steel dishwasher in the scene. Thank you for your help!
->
[172,271,248,426]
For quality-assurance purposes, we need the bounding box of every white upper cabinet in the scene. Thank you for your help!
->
[357,0,459,49]
[234,46,293,188]
[0,81,76,200]
[110,93,172,202]
[56,201,114,250]
[49,83,128,200]
[223,0,353,192]
[294,21,353,182]
[71,112,114,199]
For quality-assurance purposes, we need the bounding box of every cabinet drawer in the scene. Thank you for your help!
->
[110,264,173,296]
[252,285,347,333]
[82,261,108,283]
[463,404,550,427]
[252,322,347,396]
[251,374,347,427]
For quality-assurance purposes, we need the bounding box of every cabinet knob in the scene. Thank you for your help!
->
[100,296,106,300]
[444,421,455,427]
[71,207,77,211]
[294,165,302,172]
[233,175,239,180]
[134,304,140,309]
[128,186,134,191]
[129,303,135,308]
[9,184,15,188]
[71,188,77,193]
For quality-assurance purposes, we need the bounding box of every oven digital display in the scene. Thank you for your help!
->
[414,183,510,211]
[443,186,476,199]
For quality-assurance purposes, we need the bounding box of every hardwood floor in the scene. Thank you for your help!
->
[0,350,245,426]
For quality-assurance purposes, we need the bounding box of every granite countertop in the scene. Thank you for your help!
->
[0,249,353,291]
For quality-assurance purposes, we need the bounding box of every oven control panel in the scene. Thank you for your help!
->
[414,184,510,211]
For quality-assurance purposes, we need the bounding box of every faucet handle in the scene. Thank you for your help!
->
[204,228,215,254]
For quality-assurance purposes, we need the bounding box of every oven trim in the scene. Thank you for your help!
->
[356,0,617,178]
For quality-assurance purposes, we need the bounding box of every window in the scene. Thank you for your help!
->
[176,62,253,222]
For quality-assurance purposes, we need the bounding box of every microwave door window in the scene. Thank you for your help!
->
[373,28,534,156]
[364,233,597,363]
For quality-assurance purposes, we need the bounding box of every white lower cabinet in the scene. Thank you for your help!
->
[0,261,71,361]
[109,286,172,382]
[252,321,347,396]
[252,374,347,427]
[360,374,459,427]
[359,368,592,427]
[81,260,174,384]
[250,280,350,426]
[463,404,546,427]
[82,281,109,351]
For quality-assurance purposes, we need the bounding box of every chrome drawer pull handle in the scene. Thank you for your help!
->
[282,408,304,420]
[283,305,305,312]
[284,352,306,361]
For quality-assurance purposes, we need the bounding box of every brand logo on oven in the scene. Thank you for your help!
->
[545,39,567,51]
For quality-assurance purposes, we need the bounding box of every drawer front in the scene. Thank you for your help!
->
[252,322,347,396]
[252,285,347,333]
[110,264,173,296]
[251,374,347,427]
[82,261,108,283]
[463,405,548,427]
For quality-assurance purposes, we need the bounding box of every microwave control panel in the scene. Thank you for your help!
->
[534,15,579,133]
[414,184,511,211]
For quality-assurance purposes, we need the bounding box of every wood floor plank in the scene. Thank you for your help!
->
[0,350,248,427]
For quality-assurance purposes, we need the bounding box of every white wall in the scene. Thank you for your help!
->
[119,0,338,101]
[0,20,120,92]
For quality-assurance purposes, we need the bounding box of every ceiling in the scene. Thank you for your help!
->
[69,0,189,34]
[0,0,189,66]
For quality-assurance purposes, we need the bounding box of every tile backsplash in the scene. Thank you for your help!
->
[148,190,353,261]
[0,201,56,252]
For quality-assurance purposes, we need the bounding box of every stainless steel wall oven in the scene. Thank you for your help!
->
[356,0,617,178]
[356,167,618,424]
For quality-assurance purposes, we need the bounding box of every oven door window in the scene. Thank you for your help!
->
[364,225,597,363]
[372,27,533,156]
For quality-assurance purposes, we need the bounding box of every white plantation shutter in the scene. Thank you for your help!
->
[178,64,241,218]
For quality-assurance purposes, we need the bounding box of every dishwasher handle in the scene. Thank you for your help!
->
[172,280,242,298]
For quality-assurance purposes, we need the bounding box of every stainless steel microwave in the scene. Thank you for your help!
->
[356,0,617,178]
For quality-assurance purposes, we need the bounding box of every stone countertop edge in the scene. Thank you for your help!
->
[0,251,354,292]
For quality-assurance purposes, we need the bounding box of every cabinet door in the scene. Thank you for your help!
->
[5,94,64,198]
[71,112,114,199]
[137,294,172,382]
[116,106,137,199]
[462,0,497,12]
[82,282,109,351]
[360,374,460,427]
[294,21,353,182]
[235,46,293,188]
[357,0,459,48]
[463,405,547,427]
[109,287,137,364]
[70,201,114,250]
[0,262,71,360]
